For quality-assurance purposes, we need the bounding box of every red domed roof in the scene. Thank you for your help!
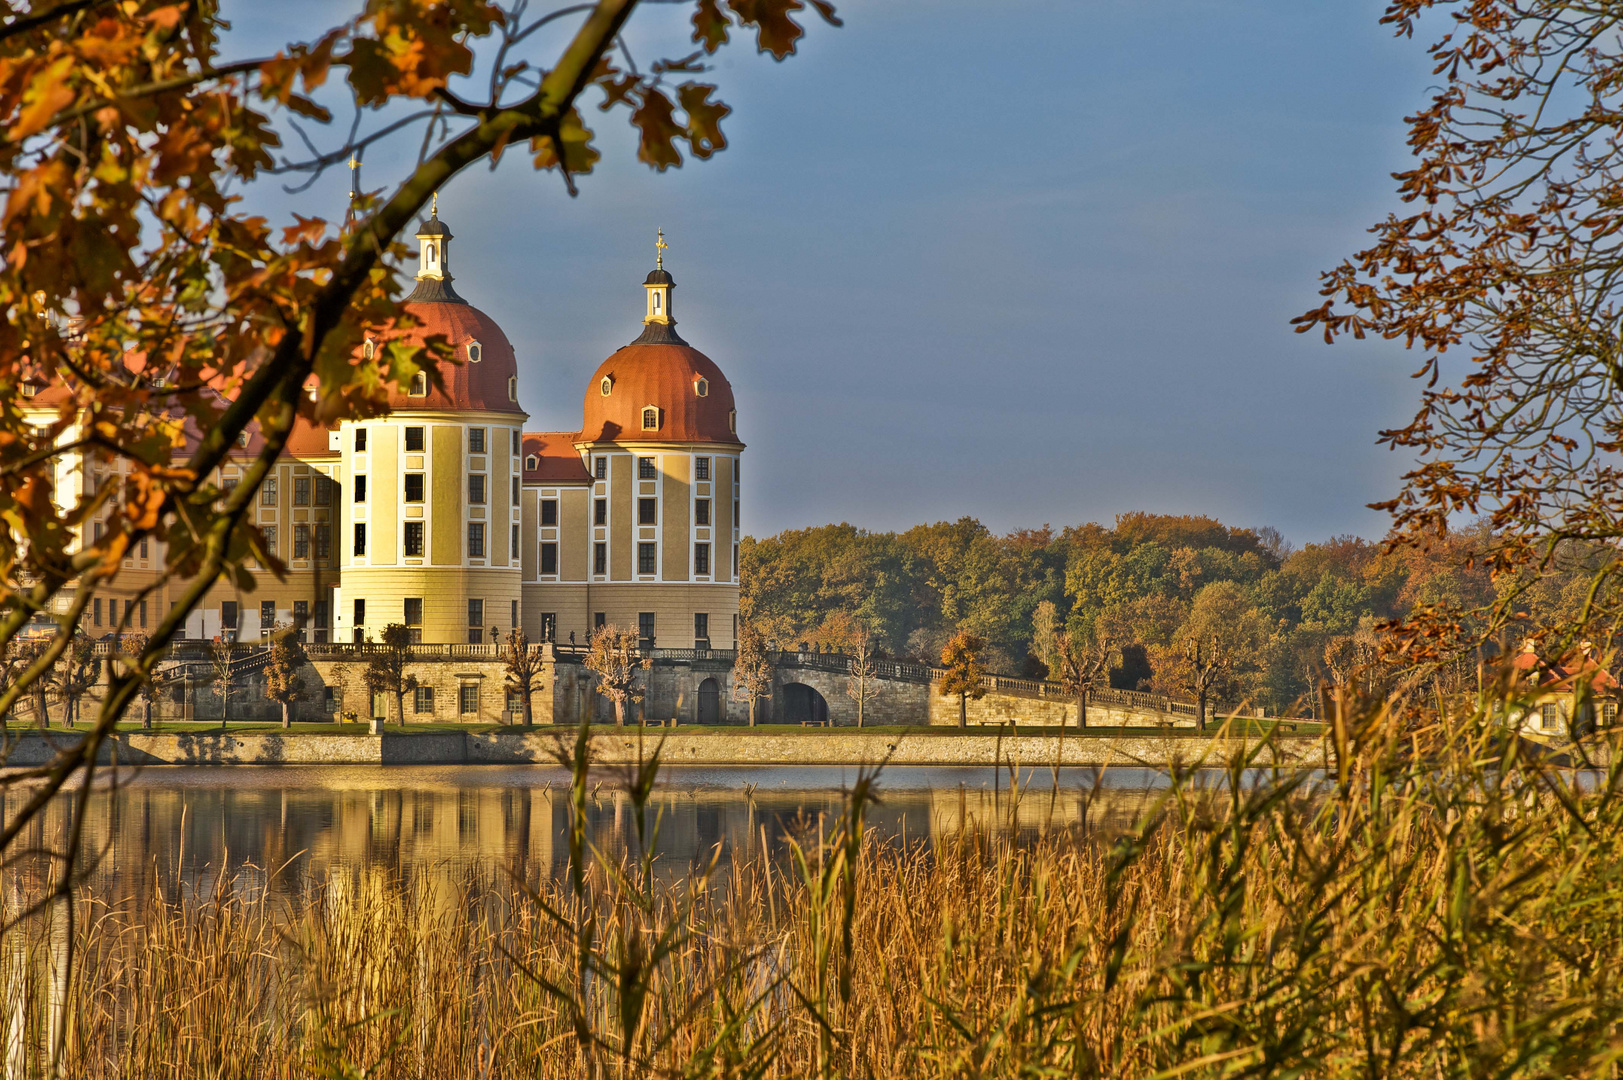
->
[368,300,524,415]
[579,339,740,446]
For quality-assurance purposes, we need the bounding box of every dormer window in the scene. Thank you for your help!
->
[21,382,38,398]
[525,454,538,471]
[237,430,250,448]
[642,407,661,431]
[695,377,708,397]
[600,376,613,397]
[467,341,482,363]
[728,410,736,434]
[409,372,427,396]
[363,339,375,360]
[508,376,517,401]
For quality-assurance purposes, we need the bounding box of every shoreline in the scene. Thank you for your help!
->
[0,729,1327,769]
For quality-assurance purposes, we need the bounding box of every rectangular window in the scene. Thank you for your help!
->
[638,542,656,575]
[512,523,519,556]
[314,599,329,630]
[733,544,738,577]
[638,498,656,525]
[460,683,480,715]
[262,526,277,556]
[695,613,708,643]
[469,474,485,504]
[405,474,425,502]
[638,612,655,643]
[594,542,607,575]
[511,477,519,504]
[354,475,367,502]
[261,477,277,506]
[541,499,558,526]
[541,542,558,574]
[293,476,311,506]
[695,499,710,526]
[314,474,333,505]
[261,600,276,631]
[468,522,485,558]
[734,500,739,524]
[594,611,606,631]
[638,456,656,479]
[511,599,519,629]
[468,598,484,632]
[313,523,331,560]
[469,428,486,454]
[541,613,557,641]
[414,686,435,714]
[292,600,307,639]
[594,457,607,480]
[1540,702,1559,730]
[695,543,710,575]
[696,456,710,481]
[222,601,238,630]
[405,426,425,452]
[293,524,310,559]
[404,521,424,557]
[138,599,147,628]
[1606,702,1619,727]
[594,499,607,526]
[93,598,102,627]
[355,428,367,452]
[139,537,148,559]
[353,523,367,556]
[93,521,104,542]
[353,598,365,627]
[404,598,423,644]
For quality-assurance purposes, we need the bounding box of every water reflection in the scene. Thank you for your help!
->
[3,764,1194,903]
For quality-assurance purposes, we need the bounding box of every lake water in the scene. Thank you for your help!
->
[1,764,1194,902]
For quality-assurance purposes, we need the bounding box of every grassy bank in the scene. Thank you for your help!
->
[3,708,1617,1077]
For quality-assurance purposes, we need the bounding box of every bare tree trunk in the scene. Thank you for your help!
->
[959,692,967,728]
[1197,690,1207,732]
[142,698,152,730]
[396,691,406,727]
[748,696,756,727]
[522,688,533,728]
[281,700,291,729]
[1078,687,1087,730]
[614,697,625,726]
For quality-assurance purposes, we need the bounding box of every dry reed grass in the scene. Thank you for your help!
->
[4,703,1623,1078]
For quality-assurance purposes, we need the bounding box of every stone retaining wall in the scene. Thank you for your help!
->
[0,730,1325,769]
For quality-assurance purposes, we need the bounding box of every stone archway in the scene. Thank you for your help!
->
[697,677,721,724]
[781,682,829,725]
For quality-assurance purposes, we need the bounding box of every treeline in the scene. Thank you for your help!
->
[739,513,1522,713]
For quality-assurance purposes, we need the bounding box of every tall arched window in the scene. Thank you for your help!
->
[508,375,518,401]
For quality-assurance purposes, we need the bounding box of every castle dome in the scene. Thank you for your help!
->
[578,256,740,446]
[364,203,524,415]
[372,300,524,415]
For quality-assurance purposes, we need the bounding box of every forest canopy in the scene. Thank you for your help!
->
[738,512,1553,713]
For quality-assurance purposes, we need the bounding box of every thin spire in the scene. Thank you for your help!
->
[656,227,667,269]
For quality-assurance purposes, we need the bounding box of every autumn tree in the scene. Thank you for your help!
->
[0,0,840,852]
[52,633,98,729]
[583,624,648,727]
[843,618,882,729]
[1049,606,1125,729]
[115,630,163,730]
[1152,582,1268,731]
[263,625,308,728]
[207,637,237,730]
[502,627,544,727]
[1296,2,1623,657]
[938,630,987,729]
[731,621,774,726]
[364,624,418,728]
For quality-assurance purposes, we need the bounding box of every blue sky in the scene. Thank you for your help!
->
[227,1,1435,545]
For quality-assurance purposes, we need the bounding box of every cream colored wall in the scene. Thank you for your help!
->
[431,424,461,564]
[661,453,690,581]
[338,566,520,643]
[610,453,632,582]
[577,583,738,649]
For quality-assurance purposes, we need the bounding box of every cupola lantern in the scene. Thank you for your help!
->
[644,228,674,325]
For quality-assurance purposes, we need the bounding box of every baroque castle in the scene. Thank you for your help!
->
[25,211,743,652]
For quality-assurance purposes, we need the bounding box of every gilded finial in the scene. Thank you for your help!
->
[347,153,359,199]
[656,227,667,270]
[431,191,439,219]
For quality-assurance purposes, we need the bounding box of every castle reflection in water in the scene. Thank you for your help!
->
[3,765,1180,903]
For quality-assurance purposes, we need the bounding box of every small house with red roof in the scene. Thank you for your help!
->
[1507,641,1621,738]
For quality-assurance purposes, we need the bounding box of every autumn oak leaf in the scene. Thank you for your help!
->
[631,87,685,171]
